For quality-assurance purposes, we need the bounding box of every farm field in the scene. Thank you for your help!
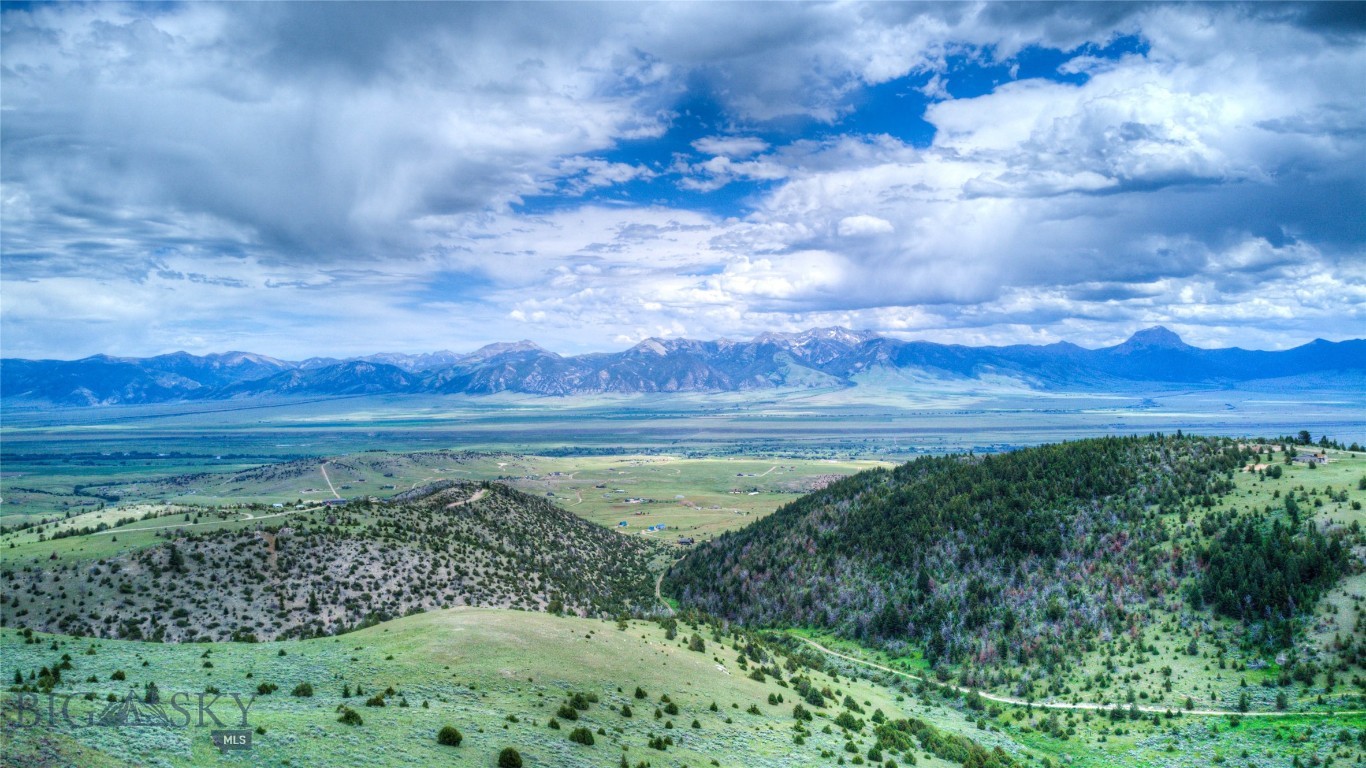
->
[0,450,886,545]
[6,382,1364,524]
[488,454,883,542]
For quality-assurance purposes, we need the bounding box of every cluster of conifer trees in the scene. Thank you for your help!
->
[668,435,1345,671]
[1191,514,1347,645]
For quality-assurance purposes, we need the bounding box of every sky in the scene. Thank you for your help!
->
[2,1,1364,360]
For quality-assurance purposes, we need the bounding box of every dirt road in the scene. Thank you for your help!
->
[320,462,341,498]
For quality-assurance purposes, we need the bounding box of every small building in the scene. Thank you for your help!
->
[323,498,348,506]
[1293,452,1328,465]
[676,537,695,546]
[618,521,628,527]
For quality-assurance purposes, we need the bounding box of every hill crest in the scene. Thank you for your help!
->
[12,482,658,642]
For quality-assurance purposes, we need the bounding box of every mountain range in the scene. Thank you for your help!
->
[3,326,1362,406]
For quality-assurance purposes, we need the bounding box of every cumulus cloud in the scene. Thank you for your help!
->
[676,153,790,192]
[553,157,657,195]
[837,215,895,237]
[719,5,1366,336]
[692,136,770,158]
[1,2,1362,357]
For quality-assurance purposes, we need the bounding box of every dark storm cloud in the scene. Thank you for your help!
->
[1252,1,1366,36]
[0,2,672,271]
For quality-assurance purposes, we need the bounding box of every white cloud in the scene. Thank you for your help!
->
[715,6,1366,338]
[676,154,790,192]
[553,157,656,195]
[2,2,1362,358]
[691,136,770,158]
[837,215,895,237]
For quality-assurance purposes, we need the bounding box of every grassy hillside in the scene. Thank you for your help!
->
[5,608,1364,768]
[667,436,1366,713]
[2,483,659,641]
[0,607,1016,768]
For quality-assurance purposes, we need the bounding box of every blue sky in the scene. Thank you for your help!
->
[1,2,1363,358]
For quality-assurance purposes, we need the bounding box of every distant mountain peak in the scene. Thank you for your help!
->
[803,326,877,343]
[212,351,291,366]
[753,326,876,346]
[464,339,552,361]
[1120,326,1189,349]
[630,338,672,355]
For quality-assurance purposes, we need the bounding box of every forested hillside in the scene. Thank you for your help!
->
[3,483,658,641]
[666,436,1355,673]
